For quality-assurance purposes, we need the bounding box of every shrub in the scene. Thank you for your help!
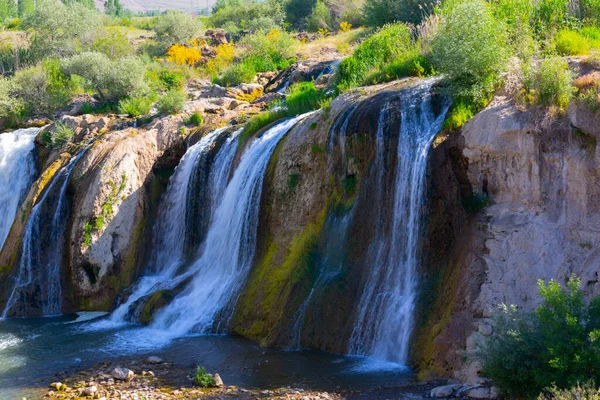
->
[363,0,436,27]
[477,276,600,398]
[305,0,332,32]
[285,82,328,116]
[193,367,214,388]
[0,77,23,122]
[92,27,134,60]
[442,101,475,131]
[118,96,153,117]
[157,90,186,115]
[554,29,591,56]
[243,29,297,67]
[186,112,203,126]
[525,57,574,110]
[60,52,148,103]
[166,44,202,66]
[430,0,509,105]
[336,23,416,91]
[239,108,287,147]
[340,21,352,33]
[540,381,600,400]
[365,54,432,85]
[12,61,72,117]
[205,43,236,77]
[217,62,257,86]
[209,0,285,36]
[50,122,74,149]
[154,10,203,45]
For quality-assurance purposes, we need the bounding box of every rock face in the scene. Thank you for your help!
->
[420,95,600,379]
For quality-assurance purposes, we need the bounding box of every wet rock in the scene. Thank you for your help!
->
[430,384,460,398]
[111,367,134,381]
[466,387,491,399]
[84,385,97,396]
[146,356,163,364]
[213,373,224,387]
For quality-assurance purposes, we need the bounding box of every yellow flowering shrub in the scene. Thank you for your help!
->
[205,43,235,75]
[340,21,352,32]
[167,44,202,66]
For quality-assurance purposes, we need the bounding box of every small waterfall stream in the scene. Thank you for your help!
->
[104,128,237,325]
[348,80,450,365]
[0,128,39,250]
[150,114,309,336]
[2,141,95,318]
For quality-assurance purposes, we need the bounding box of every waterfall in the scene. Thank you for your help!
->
[104,128,237,325]
[2,141,95,318]
[0,128,39,250]
[150,114,308,336]
[348,80,450,365]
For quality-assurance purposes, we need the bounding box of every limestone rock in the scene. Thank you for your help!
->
[84,385,97,396]
[111,367,134,381]
[213,373,224,388]
[465,387,491,399]
[430,384,460,398]
[146,356,163,365]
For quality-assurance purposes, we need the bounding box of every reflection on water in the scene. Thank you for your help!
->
[0,315,413,399]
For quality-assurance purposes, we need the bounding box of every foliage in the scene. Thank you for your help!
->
[209,0,285,36]
[24,0,101,59]
[442,101,475,131]
[186,112,203,126]
[305,1,332,32]
[239,108,287,147]
[193,367,215,388]
[104,0,123,17]
[12,60,72,116]
[61,52,148,102]
[50,122,74,149]
[118,96,153,117]
[574,73,599,111]
[363,0,435,26]
[205,43,236,76]
[154,10,202,45]
[0,77,22,122]
[285,81,328,116]
[243,29,297,66]
[92,28,133,60]
[539,381,600,400]
[284,0,316,27]
[336,23,415,91]
[477,276,600,398]
[365,54,433,84]
[166,44,202,66]
[430,0,509,105]
[157,90,186,115]
[524,57,574,110]
[554,29,591,56]
[339,21,352,32]
[217,62,257,86]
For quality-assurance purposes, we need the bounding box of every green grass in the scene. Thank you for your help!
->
[238,109,287,148]
[554,29,591,55]
[286,82,328,117]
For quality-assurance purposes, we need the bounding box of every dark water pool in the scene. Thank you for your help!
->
[0,314,413,399]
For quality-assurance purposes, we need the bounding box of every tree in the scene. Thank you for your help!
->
[305,0,332,32]
[154,10,203,45]
[363,0,435,26]
[284,0,316,27]
[18,0,35,17]
[60,52,148,102]
[104,0,123,16]
[0,0,18,21]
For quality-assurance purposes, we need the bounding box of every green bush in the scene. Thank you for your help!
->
[209,0,284,36]
[193,366,215,388]
[154,10,202,45]
[157,90,185,115]
[540,381,600,400]
[242,30,297,68]
[365,54,433,85]
[238,108,287,147]
[442,101,475,130]
[92,28,134,60]
[336,23,416,91]
[525,57,574,110]
[554,29,591,56]
[431,0,509,105]
[217,62,257,86]
[363,0,435,26]
[50,122,74,149]
[118,96,153,117]
[477,276,600,398]
[0,77,23,123]
[285,81,328,117]
[60,52,148,103]
[12,61,72,117]
[305,0,332,32]
[186,112,203,126]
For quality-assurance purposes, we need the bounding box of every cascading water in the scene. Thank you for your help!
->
[105,128,237,325]
[348,80,450,365]
[0,128,40,250]
[2,141,95,318]
[150,114,309,337]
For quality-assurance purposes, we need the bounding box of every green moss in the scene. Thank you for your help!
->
[287,173,300,192]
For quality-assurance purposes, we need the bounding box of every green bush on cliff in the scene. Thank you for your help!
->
[477,276,600,398]
[540,381,600,400]
[431,0,509,106]
[49,122,74,149]
[238,108,287,147]
[118,96,153,117]
[157,90,186,115]
[524,57,574,111]
[336,23,416,91]
[554,29,592,56]
[286,82,328,116]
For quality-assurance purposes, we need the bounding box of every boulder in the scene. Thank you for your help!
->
[84,385,98,396]
[146,356,163,365]
[205,29,228,46]
[465,387,491,399]
[111,367,134,381]
[430,384,460,398]
[213,373,224,387]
